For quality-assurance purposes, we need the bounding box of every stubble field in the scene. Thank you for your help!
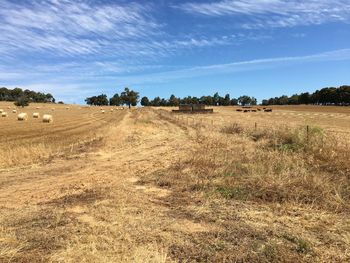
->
[0,104,349,262]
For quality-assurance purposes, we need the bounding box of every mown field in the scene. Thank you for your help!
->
[0,102,126,168]
[0,104,349,262]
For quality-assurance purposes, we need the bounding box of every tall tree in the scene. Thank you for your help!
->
[213,92,220,106]
[120,87,139,109]
[222,94,230,106]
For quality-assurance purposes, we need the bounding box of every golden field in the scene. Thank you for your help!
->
[0,102,126,168]
[0,103,349,262]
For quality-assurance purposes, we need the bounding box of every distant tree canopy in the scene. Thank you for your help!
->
[140,96,150,106]
[85,94,109,106]
[85,85,350,108]
[238,95,257,106]
[85,88,139,108]
[0,87,55,104]
[262,86,350,106]
[140,93,255,107]
[109,93,121,106]
[120,87,139,108]
[14,96,30,108]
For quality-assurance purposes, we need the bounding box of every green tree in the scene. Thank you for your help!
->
[14,95,29,107]
[85,94,108,106]
[120,87,139,109]
[230,98,238,105]
[279,95,289,105]
[200,96,213,105]
[298,92,310,104]
[169,94,179,106]
[110,93,121,106]
[213,92,220,106]
[141,96,150,106]
[220,94,230,106]
[238,95,252,106]
[288,94,299,105]
[251,97,257,105]
[151,97,161,106]
[262,99,269,106]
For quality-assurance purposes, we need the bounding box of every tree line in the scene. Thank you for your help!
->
[0,87,55,104]
[141,93,257,107]
[85,85,350,108]
[262,86,350,106]
[85,88,139,108]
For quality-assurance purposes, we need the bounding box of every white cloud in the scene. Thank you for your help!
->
[4,48,350,87]
[0,0,160,57]
[175,0,350,28]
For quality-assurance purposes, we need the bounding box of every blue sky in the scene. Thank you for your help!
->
[0,0,350,104]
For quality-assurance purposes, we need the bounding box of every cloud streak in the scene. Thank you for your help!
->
[176,0,350,28]
[0,0,160,57]
[0,0,243,60]
[3,48,350,87]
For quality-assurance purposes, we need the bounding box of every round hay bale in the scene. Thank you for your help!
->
[17,113,28,121]
[1,112,8,117]
[43,114,53,123]
[33,112,40,118]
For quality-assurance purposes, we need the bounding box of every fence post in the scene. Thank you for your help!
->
[255,122,257,131]
[306,125,309,143]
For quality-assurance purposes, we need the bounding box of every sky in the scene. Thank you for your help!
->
[0,0,350,104]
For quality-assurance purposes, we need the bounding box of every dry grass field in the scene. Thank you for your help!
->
[0,102,125,168]
[0,104,349,262]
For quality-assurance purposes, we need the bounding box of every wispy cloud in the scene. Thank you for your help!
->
[3,48,350,94]
[0,0,160,57]
[175,0,350,28]
[107,48,350,85]
[0,0,243,60]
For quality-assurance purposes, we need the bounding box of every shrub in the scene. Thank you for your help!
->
[221,123,244,134]
[14,96,29,107]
